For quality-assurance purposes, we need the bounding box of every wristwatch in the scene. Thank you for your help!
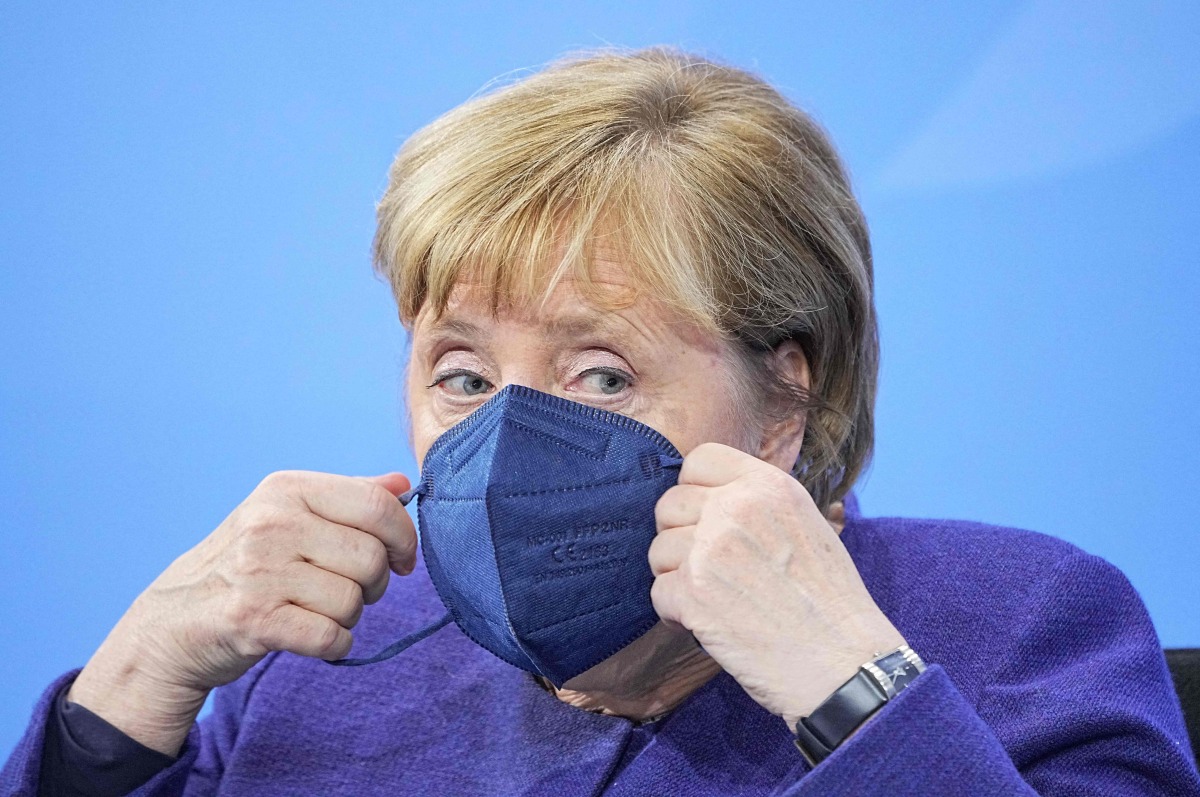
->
[792,645,926,766]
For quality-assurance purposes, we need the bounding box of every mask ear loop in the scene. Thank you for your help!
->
[326,612,453,667]
[326,483,455,668]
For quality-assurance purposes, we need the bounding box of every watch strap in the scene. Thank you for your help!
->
[793,670,886,764]
[793,645,926,766]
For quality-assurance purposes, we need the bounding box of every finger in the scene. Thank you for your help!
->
[281,562,365,629]
[655,484,707,532]
[293,515,391,604]
[362,472,412,498]
[263,471,418,575]
[647,526,694,576]
[258,603,354,661]
[650,570,687,628]
[678,442,766,488]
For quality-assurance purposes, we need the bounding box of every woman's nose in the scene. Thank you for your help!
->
[493,373,554,396]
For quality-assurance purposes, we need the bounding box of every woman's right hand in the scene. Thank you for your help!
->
[66,470,418,756]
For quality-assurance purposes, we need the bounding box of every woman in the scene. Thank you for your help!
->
[5,47,1198,796]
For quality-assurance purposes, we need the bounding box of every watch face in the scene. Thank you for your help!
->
[875,650,917,691]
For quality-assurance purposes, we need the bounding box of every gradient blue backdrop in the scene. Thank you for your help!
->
[2,2,1198,755]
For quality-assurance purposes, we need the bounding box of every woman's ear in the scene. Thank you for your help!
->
[755,340,811,472]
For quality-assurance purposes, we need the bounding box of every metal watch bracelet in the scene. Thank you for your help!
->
[792,645,926,766]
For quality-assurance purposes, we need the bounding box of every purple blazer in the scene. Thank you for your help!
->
[4,494,1199,795]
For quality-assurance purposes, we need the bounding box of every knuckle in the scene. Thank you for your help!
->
[364,571,391,605]
[253,608,292,650]
[646,540,664,576]
[685,441,725,469]
[653,493,669,520]
[336,580,364,622]
[655,487,680,516]
[651,575,687,626]
[362,484,397,529]
[225,593,264,631]
[687,537,725,582]
[211,599,261,655]
[698,534,734,567]
[227,632,267,659]
[239,504,289,540]
[258,470,298,493]
[716,487,755,518]
[230,533,274,577]
[257,607,309,652]
[365,541,390,582]
[362,552,392,604]
[760,466,794,492]
[649,576,668,610]
[315,620,347,657]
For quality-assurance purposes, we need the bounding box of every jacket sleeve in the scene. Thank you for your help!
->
[1,655,280,797]
[773,552,1200,796]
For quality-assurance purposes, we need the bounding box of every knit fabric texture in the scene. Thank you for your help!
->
[4,493,1199,795]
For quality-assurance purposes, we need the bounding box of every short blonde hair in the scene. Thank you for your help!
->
[374,46,877,512]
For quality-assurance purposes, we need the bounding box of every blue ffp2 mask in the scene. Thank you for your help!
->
[329,384,683,687]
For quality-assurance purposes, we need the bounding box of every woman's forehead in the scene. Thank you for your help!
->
[415,277,642,339]
[412,275,723,354]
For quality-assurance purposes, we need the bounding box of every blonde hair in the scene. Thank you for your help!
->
[373,46,877,512]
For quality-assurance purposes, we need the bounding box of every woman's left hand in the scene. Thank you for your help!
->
[648,442,907,727]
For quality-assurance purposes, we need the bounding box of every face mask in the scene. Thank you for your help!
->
[328,384,683,687]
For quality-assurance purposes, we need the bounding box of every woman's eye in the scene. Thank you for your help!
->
[579,368,631,396]
[432,371,493,397]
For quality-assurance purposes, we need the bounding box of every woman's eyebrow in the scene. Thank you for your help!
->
[423,317,484,340]
[420,312,650,349]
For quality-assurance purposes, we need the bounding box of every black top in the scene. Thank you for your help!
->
[39,682,174,797]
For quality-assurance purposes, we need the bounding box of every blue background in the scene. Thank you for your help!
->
[2,1,1198,755]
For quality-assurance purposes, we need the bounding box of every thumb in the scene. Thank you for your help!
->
[360,472,412,498]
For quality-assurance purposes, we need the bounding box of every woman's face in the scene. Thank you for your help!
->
[406,258,780,469]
